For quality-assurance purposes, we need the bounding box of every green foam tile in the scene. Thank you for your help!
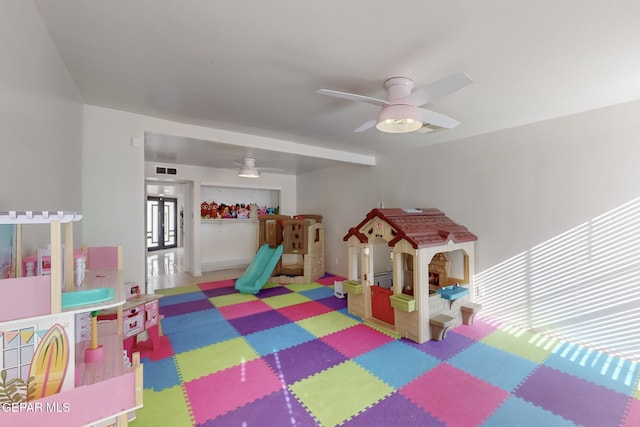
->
[209,292,257,307]
[297,311,360,338]
[284,283,323,292]
[261,292,312,309]
[262,282,280,289]
[289,361,394,426]
[175,337,259,382]
[634,376,640,399]
[481,327,552,363]
[133,385,193,427]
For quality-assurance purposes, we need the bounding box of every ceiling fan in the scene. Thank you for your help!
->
[234,157,284,178]
[317,72,473,134]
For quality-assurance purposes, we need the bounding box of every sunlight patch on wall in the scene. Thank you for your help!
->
[475,197,640,361]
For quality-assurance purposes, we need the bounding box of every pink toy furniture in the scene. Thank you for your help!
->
[100,295,162,359]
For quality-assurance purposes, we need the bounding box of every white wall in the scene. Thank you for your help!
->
[146,161,296,275]
[83,106,301,286]
[296,163,375,275]
[298,99,640,359]
[0,1,84,253]
[375,100,640,274]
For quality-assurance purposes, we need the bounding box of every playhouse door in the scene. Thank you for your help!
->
[371,286,395,325]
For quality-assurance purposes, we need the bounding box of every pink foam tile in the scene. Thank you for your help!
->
[315,275,346,286]
[218,299,273,320]
[401,363,508,427]
[138,335,174,361]
[451,317,500,341]
[622,397,640,427]
[277,300,334,321]
[320,324,395,358]
[198,279,236,290]
[184,358,282,424]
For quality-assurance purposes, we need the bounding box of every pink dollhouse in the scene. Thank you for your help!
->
[343,208,480,343]
[0,211,142,426]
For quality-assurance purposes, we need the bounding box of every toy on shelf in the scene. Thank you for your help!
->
[343,208,479,344]
[201,201,275,219]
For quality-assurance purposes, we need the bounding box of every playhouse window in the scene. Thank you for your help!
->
[1,327,35,381]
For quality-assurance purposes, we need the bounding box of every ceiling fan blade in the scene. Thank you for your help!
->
[405,72,473,107]
[418,108,461,129]
[317,89,388,107]
[354,119,376,133]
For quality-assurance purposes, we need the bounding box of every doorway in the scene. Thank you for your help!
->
[147,196,178,251]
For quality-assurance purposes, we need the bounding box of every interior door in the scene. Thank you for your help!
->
[371,285,395,325]
[147,197,177,251]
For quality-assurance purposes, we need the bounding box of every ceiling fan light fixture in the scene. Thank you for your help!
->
[238,167,261,178]
[238,157,261,178]
[375,104,422,133]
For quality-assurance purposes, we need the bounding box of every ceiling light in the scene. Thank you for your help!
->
[238,167,261,178]
[375,104,423,133]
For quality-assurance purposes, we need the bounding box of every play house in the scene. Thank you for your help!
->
[343,208,480,343]
[257,214,325,284]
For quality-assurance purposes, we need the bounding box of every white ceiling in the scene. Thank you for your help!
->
[34,1,640,175]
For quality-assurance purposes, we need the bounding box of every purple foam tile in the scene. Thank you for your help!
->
[316,295,348,310]
[202,286,237,298]
[343,392,446,427]
[316,274,346,286]
[264,339,347,384]
[515,365,628,427]
[228,309,291,335]
[197,389,317,427]
[161,298,214,317]
[404,331,475,360]
[257,286,293,298]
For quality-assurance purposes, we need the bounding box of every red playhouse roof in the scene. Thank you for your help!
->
[343,208,477,249]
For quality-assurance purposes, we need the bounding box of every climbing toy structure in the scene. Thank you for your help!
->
[257,214,325,284]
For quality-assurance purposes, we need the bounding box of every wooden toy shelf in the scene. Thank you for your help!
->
[0,211,142,427]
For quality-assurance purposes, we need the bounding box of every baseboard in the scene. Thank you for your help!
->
[201,258,251,272]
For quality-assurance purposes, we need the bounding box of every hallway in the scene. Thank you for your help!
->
[146,247,245,292]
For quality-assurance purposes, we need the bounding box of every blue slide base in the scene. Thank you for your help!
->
[235,243,284,294]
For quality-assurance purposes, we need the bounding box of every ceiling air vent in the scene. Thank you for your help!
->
[156,167,166,174]
[167,168,177,175]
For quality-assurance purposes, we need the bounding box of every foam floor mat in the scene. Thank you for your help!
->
[132,275,640,427]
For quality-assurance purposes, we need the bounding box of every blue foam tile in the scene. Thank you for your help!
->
[160,291,208,306]
[354,341,439,389]
[545,342,638,395]
[483,395,578,427]
[169,320,239,354]
[162,308,227,335]
[244,323,316,356]
[448,342,538,391]
[299,286,335,301]
[142,356,181,392]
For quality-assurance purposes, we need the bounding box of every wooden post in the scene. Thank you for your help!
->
[15,224,22,278]
[64,221,74,291]
[50,220,62,314]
